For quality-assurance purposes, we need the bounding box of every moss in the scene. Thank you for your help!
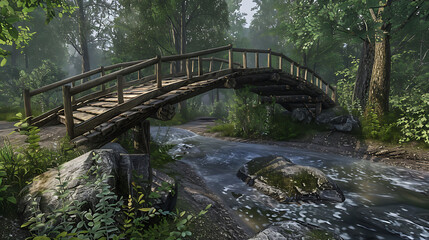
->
[307,229,337,240]
[208,123,235,137]
[257,169,319,196]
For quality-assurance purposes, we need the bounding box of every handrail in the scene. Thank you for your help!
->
[24,43,336,139]
[70,57,159,95]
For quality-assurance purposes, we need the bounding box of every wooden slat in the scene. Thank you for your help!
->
[73,111,97,121]
[58,115,82,125]
[77,106,110,115]
[88,102,118,108]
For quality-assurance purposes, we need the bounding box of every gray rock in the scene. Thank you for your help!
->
[237,156,345,203]
[100,142,128,154]
[291,108,313,124]
[249,221,343,240]
[315,111,337,125]
[330,115,360,132]
[19,145,176,221]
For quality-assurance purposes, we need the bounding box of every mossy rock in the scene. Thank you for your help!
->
[237,156,345,203]
[249,221,343,240]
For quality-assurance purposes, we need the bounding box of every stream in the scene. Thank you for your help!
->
[151,127,429,240]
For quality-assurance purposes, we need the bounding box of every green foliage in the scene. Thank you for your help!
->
[227,88,271,138]
[361,107,401,143]
[23,153,123,240]
[0,113,81,213]
[0,60,65,109]
[210,88,324,140]
[0,0,74,63]
[208,122,235,137]
[393,94,429,145]
[209,101,229,120]
[335,57,362,116]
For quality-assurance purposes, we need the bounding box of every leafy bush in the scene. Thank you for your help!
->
[227,88,271,138]
[335,57,362,116]
[22,153,209,240]
[0,114,82,213]
[393,93,429,145]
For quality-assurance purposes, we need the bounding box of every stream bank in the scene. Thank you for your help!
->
[177,118,429,172]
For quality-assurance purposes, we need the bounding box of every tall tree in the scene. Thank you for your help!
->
[112,0,229,65]
[59,0,116,75]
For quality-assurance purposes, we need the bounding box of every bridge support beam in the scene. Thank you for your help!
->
[134,120,150,154]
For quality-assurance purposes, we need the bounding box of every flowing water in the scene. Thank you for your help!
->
[151,127,429,240]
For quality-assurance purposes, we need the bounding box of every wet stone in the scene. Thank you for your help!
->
[237,156,345,203]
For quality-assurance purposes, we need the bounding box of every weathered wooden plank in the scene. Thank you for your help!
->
[73,111,97,121]
[88,102,118,108]
[77,106,110,115]
[58,115,82,125]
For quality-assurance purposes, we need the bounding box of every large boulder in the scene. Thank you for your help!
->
[19,143,176,220]
[249,221,343,240]
[237,156,345,203]
[291,108,313,124]
[330,115,360,132]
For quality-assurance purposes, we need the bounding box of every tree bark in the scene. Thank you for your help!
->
[180,1,186,72]
[77,0,90,81]
[353,39,374,108]
[367,27,391,117]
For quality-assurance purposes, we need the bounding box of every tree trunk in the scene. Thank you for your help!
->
[77,0,90,81]
[180,1,186,72]
[367,27,391,117]
[353,39,374,108]
[10,43,18,67]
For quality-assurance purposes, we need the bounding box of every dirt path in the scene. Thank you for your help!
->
[176,118,429,172]
[0,121,66,149]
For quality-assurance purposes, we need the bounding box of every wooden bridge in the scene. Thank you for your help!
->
[23,45,336,147]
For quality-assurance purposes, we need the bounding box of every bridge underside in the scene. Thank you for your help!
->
[43,68,334,147]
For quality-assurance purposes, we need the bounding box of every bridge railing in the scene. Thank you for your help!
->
[23,59,148,126]
[24,44,335,139]
[232,48,336,102]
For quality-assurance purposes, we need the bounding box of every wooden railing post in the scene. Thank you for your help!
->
[290,62,294,75]
[209,57,214,72]
[23,89,32,119]
[198,56,203,76]
[192,60,195,73]
[228,44,233,69]
[304,68,308,81]
[156,56,162,88]
[267,49,272,68]
[255,52,259,68]
[278,56,282,70]
[296,65,300,78]
[325,84,329,95]
[62,84,74,139]
[311,74,314,84]
[117,75,124,104]
[186,59,192,79]
[243,52,247,69]
[101,66,106,91]
[170,62,174,75]
[331,86,337,102]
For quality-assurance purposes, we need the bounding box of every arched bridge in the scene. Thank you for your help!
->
[23,45,336,147]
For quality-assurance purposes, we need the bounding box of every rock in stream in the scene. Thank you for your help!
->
[237,156,345,203]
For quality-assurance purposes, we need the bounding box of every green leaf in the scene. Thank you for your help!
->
[34,236,51,240]
[0,58,6,67]
[7,196,16,204]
